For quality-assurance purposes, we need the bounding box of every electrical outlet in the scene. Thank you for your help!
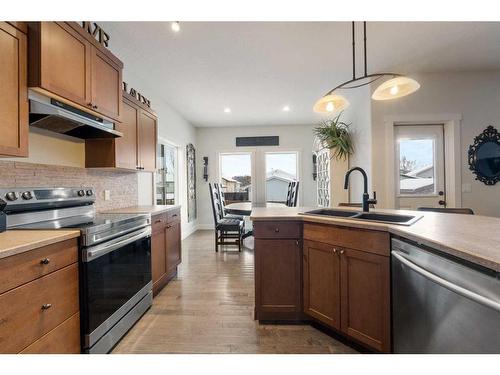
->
[104,190,111,201]
[461,183,472,193]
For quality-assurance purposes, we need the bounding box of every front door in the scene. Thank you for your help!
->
[394,124,445,210]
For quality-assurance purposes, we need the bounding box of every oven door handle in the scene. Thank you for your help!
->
[392,250,500,313]
[83,226,151,262]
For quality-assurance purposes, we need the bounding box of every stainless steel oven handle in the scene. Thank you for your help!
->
[392,250,500,313]
[84,227,151,262]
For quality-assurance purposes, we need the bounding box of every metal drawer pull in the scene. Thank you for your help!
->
[274,228,280,232]
[339,249,345,255]
[154,219,163,224]
[172,214,178,217]
[41,303,52,310]
[392,250,500,313]
[333,248,337,254]
[40,258,50,265]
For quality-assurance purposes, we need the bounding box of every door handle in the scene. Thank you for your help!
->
[438,200,446,206]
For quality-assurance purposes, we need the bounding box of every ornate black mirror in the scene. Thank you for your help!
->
[468,126,500,185]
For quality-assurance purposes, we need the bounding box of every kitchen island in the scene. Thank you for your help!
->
[250,206,500,353]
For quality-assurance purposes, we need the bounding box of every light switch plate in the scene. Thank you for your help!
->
[462,183,472,193]
[104,190,111,201]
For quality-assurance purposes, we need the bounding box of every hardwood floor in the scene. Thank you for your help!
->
[112,230,357,354]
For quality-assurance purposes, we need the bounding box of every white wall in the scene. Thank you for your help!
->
[104,26,199,237]
[196,124,318,227]
[371,71,500,217]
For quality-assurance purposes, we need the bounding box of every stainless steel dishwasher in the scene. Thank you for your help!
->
[391,238,500,353]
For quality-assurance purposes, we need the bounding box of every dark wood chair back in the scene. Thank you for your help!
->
[214,182,227,217]
[209,183,224,225]
[286,181,299,207]
[416,207,474,215]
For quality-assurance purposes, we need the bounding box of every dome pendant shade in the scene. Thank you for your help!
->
[313,94,350,114]
[372,76,420,101]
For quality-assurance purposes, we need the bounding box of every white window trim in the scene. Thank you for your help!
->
[157,137,180,205]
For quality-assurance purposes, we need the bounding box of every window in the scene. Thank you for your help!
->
[265,152,298,203]
[156,143,177,205]
[219,153,252,203]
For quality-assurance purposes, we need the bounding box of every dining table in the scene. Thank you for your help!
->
[225,201,287,238]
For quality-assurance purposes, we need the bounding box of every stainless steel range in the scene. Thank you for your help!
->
[1,187,153,354]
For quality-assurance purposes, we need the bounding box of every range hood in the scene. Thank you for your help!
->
[29,91,123,139]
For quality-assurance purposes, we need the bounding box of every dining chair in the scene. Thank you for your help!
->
[214,182,244,220]
[209,183,245,252]
[286,181,299,207]
[416,207,474,215]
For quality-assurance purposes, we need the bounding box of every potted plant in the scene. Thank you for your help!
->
[313,112,354,160]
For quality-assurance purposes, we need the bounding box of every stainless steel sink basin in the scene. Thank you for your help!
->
[302,209,422,226]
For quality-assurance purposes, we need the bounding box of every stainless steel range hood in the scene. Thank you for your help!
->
[29,90,123,139]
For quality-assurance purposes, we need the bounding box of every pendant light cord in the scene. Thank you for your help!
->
[352,21,356,80]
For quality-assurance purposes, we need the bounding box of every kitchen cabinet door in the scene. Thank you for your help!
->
[254,239,302,320]
[151,227,167,296]
[166,220,181,275]
[90,47,122,121]
[138,110,157,172]
[303,240,341,330]
[340,247,390,352]
[0,22,28,157]
[36,22,91,107]
[114,98,139,170]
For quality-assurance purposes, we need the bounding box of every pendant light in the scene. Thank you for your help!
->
[314,22,420,114]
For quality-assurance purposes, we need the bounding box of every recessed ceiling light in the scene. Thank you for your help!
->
[282,105,290,112]
[224,107,231,113]
[171,22,180,32]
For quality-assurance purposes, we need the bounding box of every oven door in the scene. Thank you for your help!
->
[81,226,152,350]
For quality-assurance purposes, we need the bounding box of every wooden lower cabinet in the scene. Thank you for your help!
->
[0,238,80,354]
[303,240,340,330]
[20,313,80,354]
[302,234,391,352]
[254,221,303,321]
[340,247,390,352]
[151,209,182,296]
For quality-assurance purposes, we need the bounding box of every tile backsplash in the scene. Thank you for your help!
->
[0,161,138,211]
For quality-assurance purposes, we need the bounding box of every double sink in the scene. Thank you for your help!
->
[302,209,422,226]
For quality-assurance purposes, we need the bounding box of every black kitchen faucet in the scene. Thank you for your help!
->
[344,167,377,212]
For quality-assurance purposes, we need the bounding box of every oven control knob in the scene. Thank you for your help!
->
[5,191,19,201]
[21,191,33,200]
[86,190,93,196]
[77,190,85,197]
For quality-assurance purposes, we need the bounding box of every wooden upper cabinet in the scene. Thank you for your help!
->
[138,110,157,172]
[114,98,139,169]
[303,240,341,330]
[28,22,123,122]
[0,22,28,157]
[340,248,390,353]
[35,22,90,106]
[91,48,122,120]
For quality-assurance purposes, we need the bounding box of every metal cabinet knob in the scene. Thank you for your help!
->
[340,249,345,255]
[295,240,299,246]
[87,102,93,107]
[40,258,50,265]
[333,248,337,254]
[41,303,52,310]
[274,228,279,232]
[93,105,98,109]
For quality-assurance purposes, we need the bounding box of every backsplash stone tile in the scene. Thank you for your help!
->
[0,161,138,211]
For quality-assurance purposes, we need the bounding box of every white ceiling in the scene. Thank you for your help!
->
[101,22,500,127]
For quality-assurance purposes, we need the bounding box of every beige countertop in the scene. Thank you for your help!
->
[251,207,500,272]
[102,205,181,215]
[0,230,81,260]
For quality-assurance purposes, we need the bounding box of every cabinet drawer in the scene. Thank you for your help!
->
[20,313,80,354]
[0,263,79,353]
[151,213,167,233]
[0,238,78,294]
[303,223,389,256]
[254,221,302,239]
[166,208,180,223]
